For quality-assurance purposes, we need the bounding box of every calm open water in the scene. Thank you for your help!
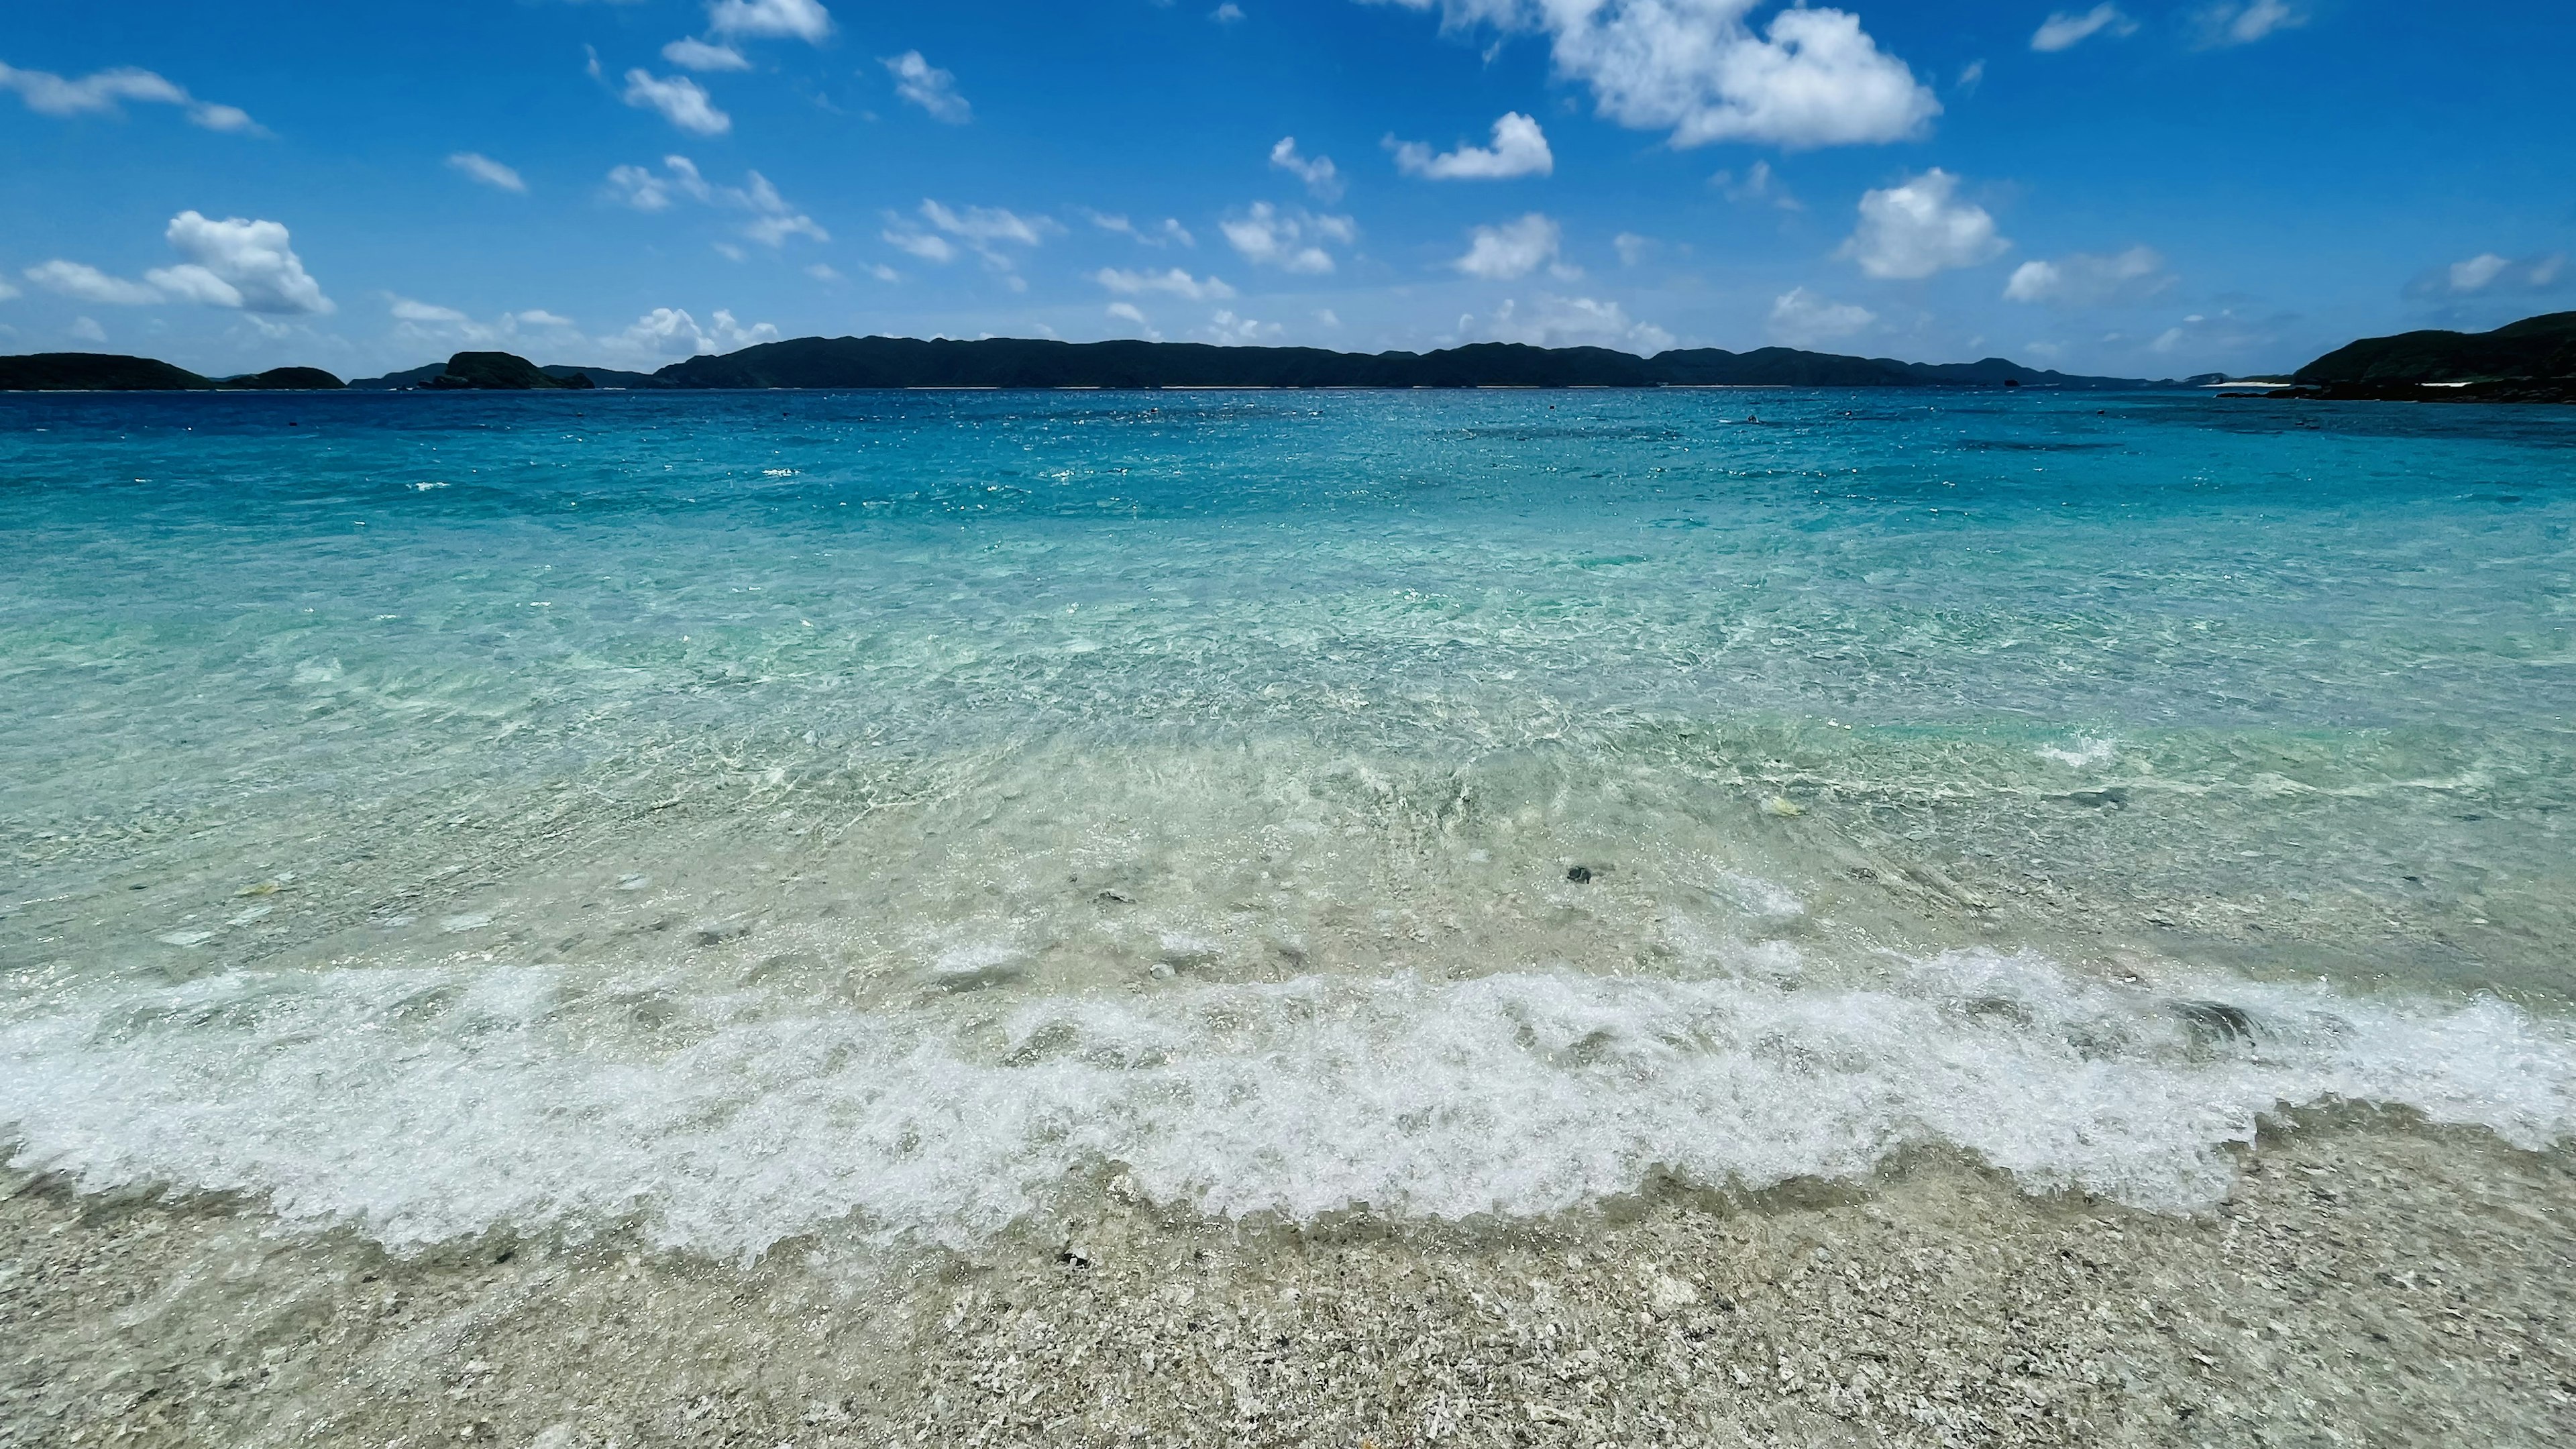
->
[1,387,2571,1257]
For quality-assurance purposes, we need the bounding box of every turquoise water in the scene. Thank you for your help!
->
[2,388,2572,1254]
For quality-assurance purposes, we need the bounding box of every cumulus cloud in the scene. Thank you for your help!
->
[1375,1,1936,149]
[1453,212,1571,280]
[1269,138,1344,201]
[595,306,780,367]
[68,316,108,343]
[2004,246,2171,305]
[1389,111,1553,179]
[0,59,260,132]
[148,212,333,314]
[605,156,825,245]
[706,0,834,43]
[447,152,527,193]
[23,260,161,307]
[2406,251,2567,299]
[2195,0,2304,47]
[1105,301,1159,337]
[1093,266,1236,301]
[883,51,970,123]
[622,70,730,136]
[1081,210,1195,248]
[1613,232,1655,266]
[1203,309,1283,343]
[1767,286,1876,345]
[1212,3,1248,23]
[1839,169,2008,280]
[1222,202,1354,274]
[663,38,753,72]
[1474,293,1674,353]
[2031,5,2138,52]
[25,215,329,316]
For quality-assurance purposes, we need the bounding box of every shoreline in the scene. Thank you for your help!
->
[7,1110,2571,1447]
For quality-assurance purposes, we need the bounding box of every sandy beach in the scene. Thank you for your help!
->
[7,1110,2570,1447]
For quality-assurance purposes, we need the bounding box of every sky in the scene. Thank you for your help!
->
[2,0,2570,380]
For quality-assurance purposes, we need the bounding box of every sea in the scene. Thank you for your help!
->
[2,386,2571,1264]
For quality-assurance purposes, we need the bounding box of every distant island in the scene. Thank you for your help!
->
[0,353,347,391]
[2264,311,2576,403]
[5,313,2566,399]
[7,340,2181,394]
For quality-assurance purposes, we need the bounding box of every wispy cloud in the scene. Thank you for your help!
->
[882,51,970,123]
[1268,138,1343,201]
[447,152,526,193]
[2031,5,2139,53]
[0,58,260,133]
[605,156,826,246]
[706,0,834,44]
[621,70,730,136]
[1092,266,1236,301]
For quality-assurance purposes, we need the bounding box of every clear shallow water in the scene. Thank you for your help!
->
[1,388,2571,1256]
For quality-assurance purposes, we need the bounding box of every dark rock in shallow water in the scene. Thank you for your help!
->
[425,352,594,390]
[0,352,213,390]
[2174,1000,2257,1046]
[1566,865,1595,884]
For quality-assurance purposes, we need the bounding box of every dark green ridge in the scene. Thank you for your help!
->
[2294,311,2576,386]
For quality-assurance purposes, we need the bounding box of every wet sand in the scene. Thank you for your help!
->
[6,1110,2571,1448]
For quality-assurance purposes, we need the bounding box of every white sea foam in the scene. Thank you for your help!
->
[5,951,2572,1261]
[2038,736,2118,769]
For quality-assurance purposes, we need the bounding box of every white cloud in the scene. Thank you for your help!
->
[1390,111,1553,179]
[866,263,900,282]
[0,60,260,132]
[663,38,753,72]
[596,306,780,367]
[706,0,833,43]
[2003,246,2171,304]
[1613,231,1654,266]
[883,51,970,123]
[2196,0,2304,46]
[2408,251,2567,299]
[883,229,958,262]
[806,262,843,281]
[1106,301,1157,337]
[621,70,730,136]
[882,200,1055,271]
[1453,212,1570,280]
[1474,293,1673,353]
[142,212,332,315]
[1768,286,1876,345]
[1203,309,1283,343]
[1316,308,1342,327]
[606,156,824,246]
[1093,266,1237,301]
[384,297,582,352]
[1377,1,1936,150]
[447,152,527,193]
[1212,3,1248,22]
[2031,5,2138,52]
[0,277,17,301]
[23,260,160,306]
[1957,58,1984,91]
[1081,210,1195,248]
[1711,158,1800,209]
[1839,169,2008,280]
[1269,138,1344,201]
[1222,202,1354,274]
[69,316,107,343]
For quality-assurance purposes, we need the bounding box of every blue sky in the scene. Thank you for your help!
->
[3,1,2569,378]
